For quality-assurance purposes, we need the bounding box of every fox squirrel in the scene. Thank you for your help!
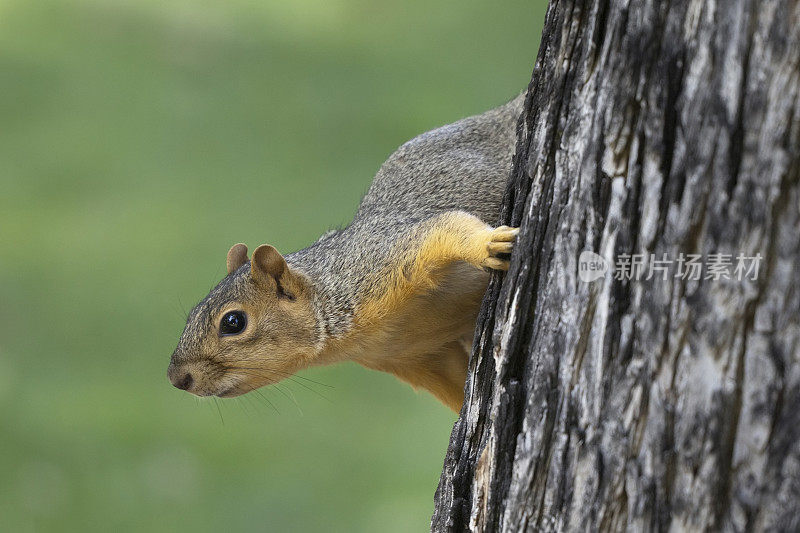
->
[168,93,524,411]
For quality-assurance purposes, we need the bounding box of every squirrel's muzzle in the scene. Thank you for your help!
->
[167,363,194,392]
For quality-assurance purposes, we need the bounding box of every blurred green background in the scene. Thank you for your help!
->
[0,0,544,530]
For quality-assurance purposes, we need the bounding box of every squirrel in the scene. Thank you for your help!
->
[167,93,524,412]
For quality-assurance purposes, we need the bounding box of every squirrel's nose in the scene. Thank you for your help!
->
[174,373,193,391]
[168,364,194,391]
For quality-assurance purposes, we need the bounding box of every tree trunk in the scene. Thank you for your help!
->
[432,0,800,531]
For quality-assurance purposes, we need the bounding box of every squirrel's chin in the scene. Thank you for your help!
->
[215,384,248,398]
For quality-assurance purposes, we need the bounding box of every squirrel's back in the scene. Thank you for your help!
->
[356,93,524,225]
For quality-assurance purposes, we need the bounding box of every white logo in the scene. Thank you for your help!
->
[578,251,608,282]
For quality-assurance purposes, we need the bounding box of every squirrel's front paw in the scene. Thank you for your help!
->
[481,225,519,271]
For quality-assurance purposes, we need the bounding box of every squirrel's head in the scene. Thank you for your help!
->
[167,243,318,398]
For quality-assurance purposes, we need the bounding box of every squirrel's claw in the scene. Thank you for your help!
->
[481,257,511,271]
[487,241,513,255]
[481,226,519,271]
[492,226,519,240]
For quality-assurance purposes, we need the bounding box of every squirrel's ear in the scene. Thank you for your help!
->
[226,243,249,274]
[251,244,287,285]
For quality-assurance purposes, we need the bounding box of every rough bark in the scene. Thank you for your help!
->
[432,0,800,531]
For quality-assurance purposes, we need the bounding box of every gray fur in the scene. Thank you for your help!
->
[287,93,524,337]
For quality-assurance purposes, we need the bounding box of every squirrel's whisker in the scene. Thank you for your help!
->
[222,365,334,388]
[212,397,225,426]
[222,366,332,402]
[252,387,280,415]
[270,383,303,415]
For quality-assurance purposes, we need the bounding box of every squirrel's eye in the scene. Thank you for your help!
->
[219,311,247,336]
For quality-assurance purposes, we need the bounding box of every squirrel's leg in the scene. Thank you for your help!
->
[384,341,469,412]
[357,210,518,326]
[408,210,519,274]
